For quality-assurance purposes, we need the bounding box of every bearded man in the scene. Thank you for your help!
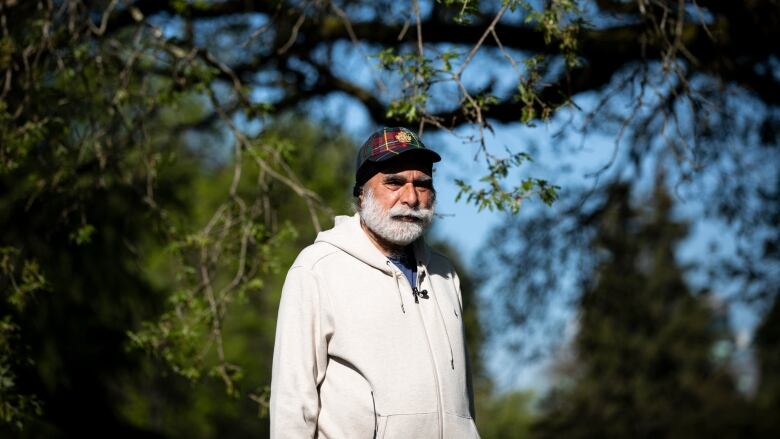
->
[270,127,479,438]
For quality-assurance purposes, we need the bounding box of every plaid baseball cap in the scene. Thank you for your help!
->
[353,127,441,196]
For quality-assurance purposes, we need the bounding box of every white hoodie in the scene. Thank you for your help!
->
[270,214,479,438]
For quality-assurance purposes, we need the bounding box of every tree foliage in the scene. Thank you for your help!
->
[533,182,751,438]
[115,119,357,439]
[753,287,780,437]
[2,0,779,432]
[0,109,358,436]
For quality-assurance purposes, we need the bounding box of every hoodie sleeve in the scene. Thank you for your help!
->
[270,264,333,438]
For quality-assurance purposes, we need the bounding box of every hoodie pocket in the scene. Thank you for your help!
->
[317,359,377,438]
[377,412,438,439]
[444,412,481,439]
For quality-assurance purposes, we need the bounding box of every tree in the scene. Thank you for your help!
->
[3,0,779,429]
[749,154,780,436]
[5,0,778,213]
[532,181,750,438]
[0,105,195,436]
[753,289,780,436]
[477,390,536,439]
[115,118,358,439]
[0,113,359,436]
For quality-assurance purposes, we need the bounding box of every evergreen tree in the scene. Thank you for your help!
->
[753,292,780,437]
[752,172,780,437]
[533,182,749,438]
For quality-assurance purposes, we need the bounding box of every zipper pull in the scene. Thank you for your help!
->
[412,288,429,303]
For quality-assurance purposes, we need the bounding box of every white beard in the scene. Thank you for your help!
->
[359,188,435,246]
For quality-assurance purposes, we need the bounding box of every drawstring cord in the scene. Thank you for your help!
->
[426,269,456,370]
[387,261,406,313]
[387,261,455,369]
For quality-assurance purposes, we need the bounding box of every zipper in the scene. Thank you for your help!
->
[412,269,443,439]
[412,270,429,304]
[389,263,443,438]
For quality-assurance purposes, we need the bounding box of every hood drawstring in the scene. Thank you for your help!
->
[424,269,456,370]
[387,261,406,314]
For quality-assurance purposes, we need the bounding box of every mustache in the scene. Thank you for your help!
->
[388,205,434,220]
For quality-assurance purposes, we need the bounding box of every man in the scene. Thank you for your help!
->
[270,127,478,438]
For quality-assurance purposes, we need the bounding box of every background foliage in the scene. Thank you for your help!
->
[1,0,778,437]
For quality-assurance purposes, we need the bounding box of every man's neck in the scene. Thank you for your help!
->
[360,219,409,258]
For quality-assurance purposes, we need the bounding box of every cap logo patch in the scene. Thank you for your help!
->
[395,131,412,144]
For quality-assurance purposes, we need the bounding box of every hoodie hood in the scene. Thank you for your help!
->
[314,213,431,275]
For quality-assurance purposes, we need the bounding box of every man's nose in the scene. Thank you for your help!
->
[399,183,419,207]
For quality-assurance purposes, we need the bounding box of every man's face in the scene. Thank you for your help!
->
[358,157,435,246]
